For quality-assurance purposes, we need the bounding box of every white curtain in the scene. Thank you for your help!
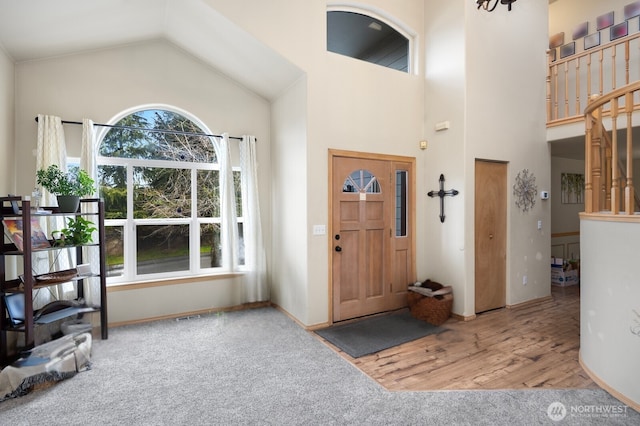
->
[80,118,98,197]
[240,136,268,302]
[80,119,100,306]
[213,133,239,271]
[36,114,67,202]
[35,115,72,303]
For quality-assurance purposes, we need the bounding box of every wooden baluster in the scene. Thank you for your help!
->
[625,92,635,214]
[600,120,609,210]
[611,44,617,91]
[553,64,559,120]
[575,57,581,116]
[585,99,594,213]
[586,54,592,109]
[610,98,619,214]
[599,50,604,96]
[564,62,570,118]
[547,51,552,122]
[591,102,603,212]
[625,40,630,85]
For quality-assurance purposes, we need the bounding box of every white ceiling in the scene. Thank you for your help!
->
[0,0,303,101]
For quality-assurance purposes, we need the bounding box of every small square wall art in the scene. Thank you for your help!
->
[624,1,640,20]
[611,21,629,40]
[560,42,575,59]
[597,11,614,30]
[572,22,588,40]
[584,32,601,50]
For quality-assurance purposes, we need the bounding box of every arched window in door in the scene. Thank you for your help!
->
[342,169,381,193]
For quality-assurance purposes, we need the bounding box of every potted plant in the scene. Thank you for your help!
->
[51,216,97,246]
[36,165,95,212]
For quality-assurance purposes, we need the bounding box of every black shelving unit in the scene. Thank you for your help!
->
[0,197,108,365]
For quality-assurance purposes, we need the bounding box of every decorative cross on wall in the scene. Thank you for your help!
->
[427,174,459,223]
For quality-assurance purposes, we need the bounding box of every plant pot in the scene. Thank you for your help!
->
[57,195,80,213]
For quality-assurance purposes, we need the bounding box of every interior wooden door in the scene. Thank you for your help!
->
[474,160,507,313]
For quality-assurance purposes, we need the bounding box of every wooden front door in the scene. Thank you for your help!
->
[331,152,415,322]
[474,160,507,313]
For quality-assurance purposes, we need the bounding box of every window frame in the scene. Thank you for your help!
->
[326,4,417,75]
[95,105,245,286]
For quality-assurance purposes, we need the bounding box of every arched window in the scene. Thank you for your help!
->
[327,8,412,73]
[97,107,243,283]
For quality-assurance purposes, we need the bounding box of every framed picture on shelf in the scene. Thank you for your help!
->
[2,218,51,251]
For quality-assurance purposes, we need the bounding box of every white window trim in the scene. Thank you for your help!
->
[327,2,419,75]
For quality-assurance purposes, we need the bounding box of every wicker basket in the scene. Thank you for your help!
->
[407,291,453,326]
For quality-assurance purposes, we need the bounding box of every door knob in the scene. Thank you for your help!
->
[489,234,494,239]
[335,246,342,252]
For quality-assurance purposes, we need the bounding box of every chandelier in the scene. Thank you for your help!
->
[476,0,517,12]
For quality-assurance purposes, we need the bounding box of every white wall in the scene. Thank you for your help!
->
[270,75,310,324]
[0,44,14,196]
[423,0,467,316]
[550,0,639,51]
[423,1,551,317]
[209,0,426,326]
[13,40,272,324]
[581,218,640,407]
[7,0,554,327]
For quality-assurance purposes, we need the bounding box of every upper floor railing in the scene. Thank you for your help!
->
[547,32,640,126]
[584,82,640,219]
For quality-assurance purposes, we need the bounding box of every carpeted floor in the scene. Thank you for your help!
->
[315,310,444,358]
[0,307,637,425]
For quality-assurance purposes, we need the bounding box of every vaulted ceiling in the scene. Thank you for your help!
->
[0,0,302,101]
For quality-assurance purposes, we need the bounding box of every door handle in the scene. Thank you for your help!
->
[335,246,342,252]
[489,234,493,239]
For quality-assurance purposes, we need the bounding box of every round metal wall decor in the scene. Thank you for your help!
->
[513,169,537,212]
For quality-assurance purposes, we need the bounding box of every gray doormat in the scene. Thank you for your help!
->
[315,310,445,358]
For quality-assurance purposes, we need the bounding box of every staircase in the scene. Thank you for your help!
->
[547,31,640,218]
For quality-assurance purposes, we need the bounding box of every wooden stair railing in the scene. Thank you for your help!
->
[584,81,640,215]
[548,32,640,126]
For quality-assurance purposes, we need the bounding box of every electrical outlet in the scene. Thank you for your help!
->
[523,275,528,285]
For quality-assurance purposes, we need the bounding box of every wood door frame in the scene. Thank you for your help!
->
[328,149,416,325]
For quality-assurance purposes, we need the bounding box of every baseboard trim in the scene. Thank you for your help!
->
[506,295,553,310]
[270,303,331,330]
[579,351,639,412]
[108,301,270,328]
[451,313,476,321]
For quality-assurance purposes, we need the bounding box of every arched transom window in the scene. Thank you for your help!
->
[327,8,412,73]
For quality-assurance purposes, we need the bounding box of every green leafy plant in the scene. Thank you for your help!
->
[52,216,97,246]
[36,164,95,197]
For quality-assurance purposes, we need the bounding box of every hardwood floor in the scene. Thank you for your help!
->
[318,285,598,391]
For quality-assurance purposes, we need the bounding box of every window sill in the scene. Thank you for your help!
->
[107,272,244,292]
